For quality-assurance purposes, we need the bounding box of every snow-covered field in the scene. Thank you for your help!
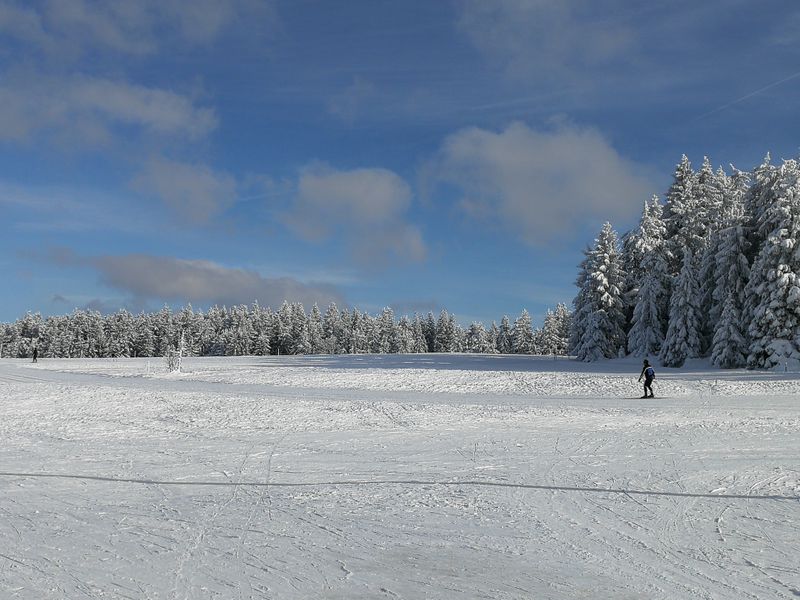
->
[1,354,798,599]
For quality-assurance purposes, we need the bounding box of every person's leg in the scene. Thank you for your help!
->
[646,380,654,397]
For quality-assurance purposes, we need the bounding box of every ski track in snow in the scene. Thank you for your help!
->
[0,354,798,599]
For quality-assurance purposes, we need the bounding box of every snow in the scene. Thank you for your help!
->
[1,354,799,599]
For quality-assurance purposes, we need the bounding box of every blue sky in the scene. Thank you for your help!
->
[1,0,799,326]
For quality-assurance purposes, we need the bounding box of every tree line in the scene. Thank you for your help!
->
[571,154,800,369]
[0,302,572,359]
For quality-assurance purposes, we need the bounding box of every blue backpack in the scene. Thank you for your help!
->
[645,366,655,378]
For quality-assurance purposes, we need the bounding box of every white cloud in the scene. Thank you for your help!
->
[457,0,635,81]
[770,10,800,47]
[328,77,377,123]
[0,3,51,48]
[0,74,217,144]
[86,254,343,309]
[0,0,273,57]
[285,164,426,266]
[42,0,157,55]
[428,121,656,244]
[163,0,264,45]
[71,78,217,138]
[133,158,237,224]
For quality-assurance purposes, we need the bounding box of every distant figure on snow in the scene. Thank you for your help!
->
[638,359,655,398]
[32,347,38,363]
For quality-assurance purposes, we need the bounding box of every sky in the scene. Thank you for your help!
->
[1,0,800,326]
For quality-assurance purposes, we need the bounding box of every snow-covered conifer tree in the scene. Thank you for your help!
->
[693,157,724,239]
[711,293,748,368]
[394,316,414,353]
[86,311,108,358]
[571,223,627,361]
[569,247,592,355]
[532,326,544,354]
[375,307,396,353]
[497,315,512,354]
[274,302,292,354]
[434,310,453,352]
[152,306,174,357]
[486,321,500,354]
[322,303,341,354]
[412,315,428,353]
[354,309,371,354]
[289,303,310,354]
[465,322,489,353]
[746,159,800,369]
[744,153,777,253]
[252,328,271,355]
[199,306,225,355]
[708,189,750,366]
[106,309,135,358]
[307,304,324,354]
[132,313,156,357]
[622,197,668,337]
[694,161,731,352]
[663,155,695,273]
[552,303,571,355]
[511,309,535,354]
[660,249,702,367]
[449,314,465,353]
[539,309,558,355]
[177,305,202,357]
[628,249,668,357]
[423,312,437,352]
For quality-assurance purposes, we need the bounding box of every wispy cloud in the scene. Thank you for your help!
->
[328,76,377,123]
[90,254,343,309]
[427,121,656,245]
[456,0,635,82]
[0,0,274,58]
[0,3,51,49]
[769,9,800,47]
[0,73,217,144]
[133,157,238,224]
[284,164,426,267]
[49,251,344,309]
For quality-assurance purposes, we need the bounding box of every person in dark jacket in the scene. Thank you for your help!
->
[638,359,655,398]
[32,346,38,363]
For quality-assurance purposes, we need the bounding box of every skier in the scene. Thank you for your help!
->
[32,346,38,363]
[638,359,655,398]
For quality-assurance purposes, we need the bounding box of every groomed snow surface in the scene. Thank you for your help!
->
[1,354,798,599]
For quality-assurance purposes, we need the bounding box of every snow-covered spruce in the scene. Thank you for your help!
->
[711,293,748,368]
[625,197,669,357]
[663,154,696,274]
[571,223,627,361]
[622,196,669,308]
[660,249,702,368]
[511,309,535,354]
[572,152,800,369]
[708,191,751,367]
[627,250,668,358]
[1,301,571,359]
[539,304,571,356]
[746,159,800,369]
